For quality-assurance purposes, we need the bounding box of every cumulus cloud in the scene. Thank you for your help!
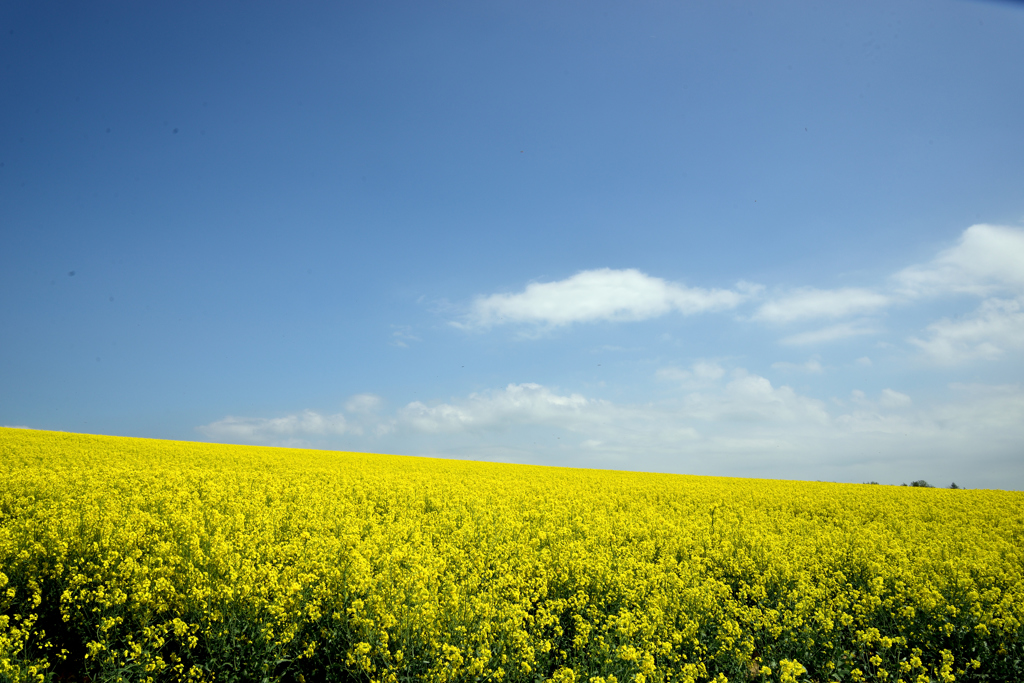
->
[427,379,1016,476]
[886,224,1024,364]
[458,268,751,329]
[656,361,726,387]
[345,394,384,414]
[742,224,1024,355]
[398,383,605,433]
[771,357,824,373]
[198,409,353,446]
[893,224,1024,297]
[390,326,420,348]
[195,375,1024,486]
[192,226,1024,484]
[834,384,1023,447]
[780,320,881,345]
[389,372,833,466]
[398,371,829,435]
[845,388,911,411]
[755,288,890,323]
[909,296,1024,363]
[879,389,912,408]
[940,383,1024,432]
[445,225,1024,363]
[679,369,831,424]
[391,376,1024,486]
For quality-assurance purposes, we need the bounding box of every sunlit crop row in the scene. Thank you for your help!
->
[1,427,1022,682]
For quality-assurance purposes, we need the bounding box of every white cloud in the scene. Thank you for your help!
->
[440,223,1024,370]
[444,225,1024,363]
[771,357,824,373]
[780,320,880,345]
[198,409,353,446]
[458,268,749,329]
[399,371,829,436]
[745,224,1024,350]
[386,375,1024,486]
[190,225,1024,484]
[391,372,833,467]
[345,394,383,414]
[389,377,1024,486]
[909,296,1024,363]
[656,360,726,387]
[397,383,602,433]
[893,224,1024,297]
[679,369,831,424]
[879,389,912,408]
[944,383,1024,430]
[834,384,1023,446]
[195,376,1024,487]
[390,325,421,348]
[755,287,890,323]
[846,388,911,410]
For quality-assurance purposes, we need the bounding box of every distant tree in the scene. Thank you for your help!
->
[863,481,880,485]
[950,482,961,489]
[910,480,933,488]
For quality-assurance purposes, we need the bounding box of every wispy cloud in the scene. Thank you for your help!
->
[194,223,1024,487]
[753,224,1024,357]
[196,374,1024,486]
[892,225,1024,364]
[893,224,1024,298]
[780,320,881,346]
[677,369,832,425]
[198,410,354,446]
[449,225,1024,363]
[398,383,602,433]
[398,370,830,438]
[879,388,912,408]
[345,394,384,414]
[656,361,726,388]
[390,325,421,348]
[754,288,890,323]
[771,357,824,373]
[909,296,1024,363]
[457,268,753,329]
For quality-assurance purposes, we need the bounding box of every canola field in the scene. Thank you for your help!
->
[1,428,1022,683]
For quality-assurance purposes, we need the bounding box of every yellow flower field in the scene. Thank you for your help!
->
[1,427,1021,683]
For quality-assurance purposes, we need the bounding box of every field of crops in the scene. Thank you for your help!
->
[1,428,1022,683]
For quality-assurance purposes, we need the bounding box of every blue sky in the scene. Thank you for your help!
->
[2,0,1023,488]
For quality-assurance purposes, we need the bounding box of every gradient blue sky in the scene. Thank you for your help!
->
[3,0,1023,488]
